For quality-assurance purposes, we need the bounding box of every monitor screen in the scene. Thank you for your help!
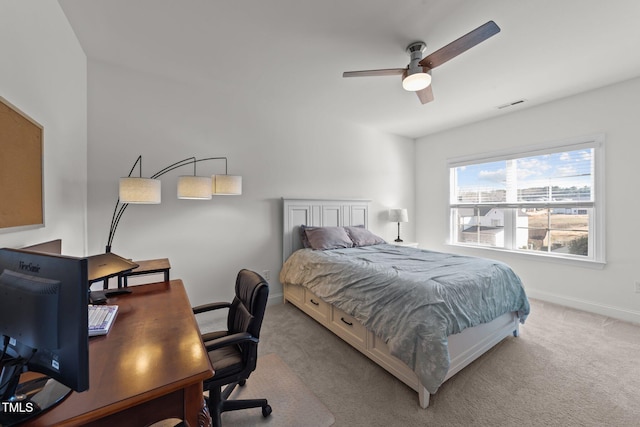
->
[0,248,89,423]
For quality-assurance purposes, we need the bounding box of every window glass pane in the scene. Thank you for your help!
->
[516,208,590,257]
[549,208,590,230]
[453,160,507,203]
[518,227,548,252]
[549,230,589,256]
[549,208,590,256]
[515,208,537,250]
[454,207,474,244]
[515,149,593,202]
[454,207,505,248]
[565,231,589,256]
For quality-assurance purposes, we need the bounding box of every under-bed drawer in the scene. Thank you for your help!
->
[303,290,330,322]
[330,306,366,348]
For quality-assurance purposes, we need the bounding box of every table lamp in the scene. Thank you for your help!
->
[389,208,409,242]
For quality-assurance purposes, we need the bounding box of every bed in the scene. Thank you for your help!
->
[279,198,530,408]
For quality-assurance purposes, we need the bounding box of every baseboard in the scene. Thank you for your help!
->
[526,288,640,325]
[268,292,284,306]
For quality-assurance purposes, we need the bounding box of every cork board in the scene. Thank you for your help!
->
[0,97,44,230]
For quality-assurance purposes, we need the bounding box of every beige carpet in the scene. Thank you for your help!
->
[220,353,335,426]
[151,353,334,427]
[256,299,640,427]
[195,298,640,426]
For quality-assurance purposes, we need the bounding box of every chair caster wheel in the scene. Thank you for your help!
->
[262,404,272,417]
[238,379,246,386]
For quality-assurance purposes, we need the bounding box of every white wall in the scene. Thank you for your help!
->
[86,60,415,304]
[0,1,87,255]
[416,77,640,324]
[6,1,635,325]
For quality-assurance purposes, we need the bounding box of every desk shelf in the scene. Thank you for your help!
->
[119,258,171,287]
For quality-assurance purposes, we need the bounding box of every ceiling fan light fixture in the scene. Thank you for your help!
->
[402,70,431,92]
[343,22,501,103]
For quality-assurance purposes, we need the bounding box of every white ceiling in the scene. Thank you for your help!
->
[59,0,640,139]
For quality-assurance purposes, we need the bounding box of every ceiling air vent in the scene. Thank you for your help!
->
[497,99,526,109]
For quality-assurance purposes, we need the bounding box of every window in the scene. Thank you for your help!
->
[449,135,605,264]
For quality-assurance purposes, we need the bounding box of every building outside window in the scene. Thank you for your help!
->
[448,135,605,264]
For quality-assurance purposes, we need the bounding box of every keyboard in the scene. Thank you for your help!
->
[88,304,119,336]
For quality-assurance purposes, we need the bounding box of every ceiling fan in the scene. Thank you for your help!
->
[342,21,500,104]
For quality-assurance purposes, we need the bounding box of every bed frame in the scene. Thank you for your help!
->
[281,198,520,408]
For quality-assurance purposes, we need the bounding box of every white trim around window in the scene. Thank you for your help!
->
[447,134,606,267]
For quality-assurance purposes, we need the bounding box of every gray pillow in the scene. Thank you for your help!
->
[299,224,313,248]
[344,226,386,247]
[304,226,353,250]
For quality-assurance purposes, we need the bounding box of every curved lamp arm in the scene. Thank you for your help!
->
[106,156,229,253]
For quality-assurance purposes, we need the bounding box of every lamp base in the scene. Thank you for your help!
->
[394,221,403,243]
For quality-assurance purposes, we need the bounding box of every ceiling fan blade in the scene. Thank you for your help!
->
[416,85,434,104]
[419,21,500,69]
[343,68,406,78]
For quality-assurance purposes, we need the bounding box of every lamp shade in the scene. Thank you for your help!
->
[213,175,242,195]
[119,177,161,204]
[177,176,213,200]
[389,208,409,223]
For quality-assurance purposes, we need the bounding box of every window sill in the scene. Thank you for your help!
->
[446,243,606,270]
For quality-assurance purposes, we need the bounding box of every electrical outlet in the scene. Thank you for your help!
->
[635,281,640,293]
[263,270,271,281]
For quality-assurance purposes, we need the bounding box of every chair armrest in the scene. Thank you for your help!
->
[204,331,259,352]
[193,301,231,314]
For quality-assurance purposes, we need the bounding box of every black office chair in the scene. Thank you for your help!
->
[192,269,271,427]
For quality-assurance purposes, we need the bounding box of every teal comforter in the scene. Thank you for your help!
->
[279,244,530,394]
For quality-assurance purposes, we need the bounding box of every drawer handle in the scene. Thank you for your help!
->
[340,317,353,326]
[309,298,319,306]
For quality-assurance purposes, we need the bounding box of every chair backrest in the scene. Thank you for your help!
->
[227,269,269,338]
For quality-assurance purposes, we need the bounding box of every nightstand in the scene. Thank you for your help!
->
[391,241,419,248]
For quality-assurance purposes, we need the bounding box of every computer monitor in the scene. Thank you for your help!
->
[0,248,89,425]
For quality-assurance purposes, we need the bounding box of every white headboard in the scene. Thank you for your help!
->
[282,198,370,263]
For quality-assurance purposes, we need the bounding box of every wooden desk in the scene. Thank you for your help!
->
[24,280,213,427]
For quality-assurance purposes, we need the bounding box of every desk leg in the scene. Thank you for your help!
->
[185,382,211,427]
[199,397,211,427]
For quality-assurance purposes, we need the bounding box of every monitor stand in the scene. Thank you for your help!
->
[0,375,71,426]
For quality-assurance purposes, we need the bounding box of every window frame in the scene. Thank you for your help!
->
[447,134,606,267]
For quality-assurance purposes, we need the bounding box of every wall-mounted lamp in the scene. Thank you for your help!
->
[106,155,242,252]
[388,208,409,242]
